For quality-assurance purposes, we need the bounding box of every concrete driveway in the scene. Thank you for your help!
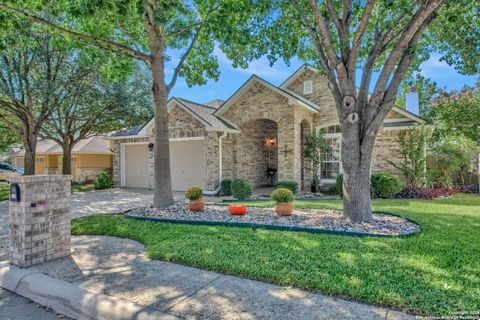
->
[0,188,173,260]
[71,188,156,218]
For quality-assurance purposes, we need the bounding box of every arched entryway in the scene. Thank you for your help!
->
[300,119,312,191]
[237,119,278,187]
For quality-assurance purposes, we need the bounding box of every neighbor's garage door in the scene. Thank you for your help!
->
[124,144,149,188]
[170,139,205,191]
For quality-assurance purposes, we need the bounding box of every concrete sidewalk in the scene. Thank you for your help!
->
[19,235,413,320]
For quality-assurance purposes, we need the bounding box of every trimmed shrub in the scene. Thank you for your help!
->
[458,184,479,194]
[271,188,295,203]
[335,174,343,197]
[396,186,457,199]
[220,179,232,196]
[231,179,252,200]
[185,186,203,200]
[371,173,402,198]
[275,180,298,194]
[94,172,113,190]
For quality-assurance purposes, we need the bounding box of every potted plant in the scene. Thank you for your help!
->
[228,204,247,215]
[185,186,204,212]
[271,188,295,216]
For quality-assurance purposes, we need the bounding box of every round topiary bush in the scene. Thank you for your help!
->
[94,172,113,190]
[220,179,232,196]
[371,173,402,198]
[271,188,295,203]
[185,186,203,201]
[231,179,252,200]
[275,180,298,194]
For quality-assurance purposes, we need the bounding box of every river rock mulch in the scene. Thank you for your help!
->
[126,201,419,236]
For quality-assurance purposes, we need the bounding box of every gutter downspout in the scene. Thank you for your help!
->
[204,131,227,195]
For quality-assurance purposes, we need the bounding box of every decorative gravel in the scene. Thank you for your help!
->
[126,201,419,236]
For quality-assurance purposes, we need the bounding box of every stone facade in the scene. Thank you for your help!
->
[219,81,316,188]
[74,167,112,184]
[8,175,71,267]
[372,129,404,176]
[112,67,423,191]
[111,102,216,189]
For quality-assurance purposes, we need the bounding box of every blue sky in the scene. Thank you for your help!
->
[168,51,479,104]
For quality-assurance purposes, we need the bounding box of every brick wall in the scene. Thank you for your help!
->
[8,175,71,267]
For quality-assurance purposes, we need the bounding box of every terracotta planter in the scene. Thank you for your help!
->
[275,203,293,216]
[189,197,204,212]
[229,204,246,215]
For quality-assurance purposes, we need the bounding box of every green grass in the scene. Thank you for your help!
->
[72,194,480,316]
[0,184,8,201]
[71,184,95,192]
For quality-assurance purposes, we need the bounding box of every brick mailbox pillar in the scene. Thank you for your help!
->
[8,175,72,267]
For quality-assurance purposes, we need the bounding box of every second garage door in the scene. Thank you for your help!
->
[170,139,205,191]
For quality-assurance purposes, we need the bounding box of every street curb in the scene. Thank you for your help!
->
[0,261,179,320]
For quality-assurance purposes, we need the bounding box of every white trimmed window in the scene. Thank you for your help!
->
[303,80,313,94]
[318,125,342,183]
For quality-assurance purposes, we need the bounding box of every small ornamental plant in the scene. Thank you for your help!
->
[94,172,113,190]
[271,188,295,216]
[231,179,252,200]
[271,188,295,203]
[185,186,204,212]
[185,186,203,200]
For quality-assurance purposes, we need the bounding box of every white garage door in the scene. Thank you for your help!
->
[170,139,205,191]
[124,144,149,188]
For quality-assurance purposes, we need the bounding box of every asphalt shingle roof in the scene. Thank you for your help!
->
[176,98,238,130]
[111,124,145,137]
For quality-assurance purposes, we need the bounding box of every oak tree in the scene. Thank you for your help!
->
[0,0,269,208]
[256,0,477,221]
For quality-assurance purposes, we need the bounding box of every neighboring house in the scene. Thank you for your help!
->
[10,136,113,183]
[110,65,426,191]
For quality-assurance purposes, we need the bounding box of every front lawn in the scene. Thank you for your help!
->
[0,184,8,201]
[72,194,480,316]
[71,184,95,192]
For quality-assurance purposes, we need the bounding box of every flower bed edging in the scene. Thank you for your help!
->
[124,211,420,238]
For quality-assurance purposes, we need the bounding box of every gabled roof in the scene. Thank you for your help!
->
[111,124,145,137]
[204,99,224,108]
[111,97,240,139]
[174,98,238,131]
[11,136,112,156]
[214,75,320,117]
[280,64,319,89]
[279,64,427,124]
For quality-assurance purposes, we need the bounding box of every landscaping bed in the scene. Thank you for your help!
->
[126,201,419,236]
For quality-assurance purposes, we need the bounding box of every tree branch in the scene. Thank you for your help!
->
[167,23,204,90]
[348,0,376,78]
[0,3,151,62]
[371,0,445,100]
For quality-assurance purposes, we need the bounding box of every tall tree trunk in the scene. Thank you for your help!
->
[340,97,376,222]
[22,126,37,175]
[62,141,72,175]
[151,51,174,208]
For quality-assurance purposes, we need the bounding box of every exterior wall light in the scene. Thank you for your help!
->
[148,142,154,152]
[269,138,276,145]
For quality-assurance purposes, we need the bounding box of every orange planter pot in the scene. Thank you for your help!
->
[189,197,205,212]
[229,204,247,215]
[275,203,293,216]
